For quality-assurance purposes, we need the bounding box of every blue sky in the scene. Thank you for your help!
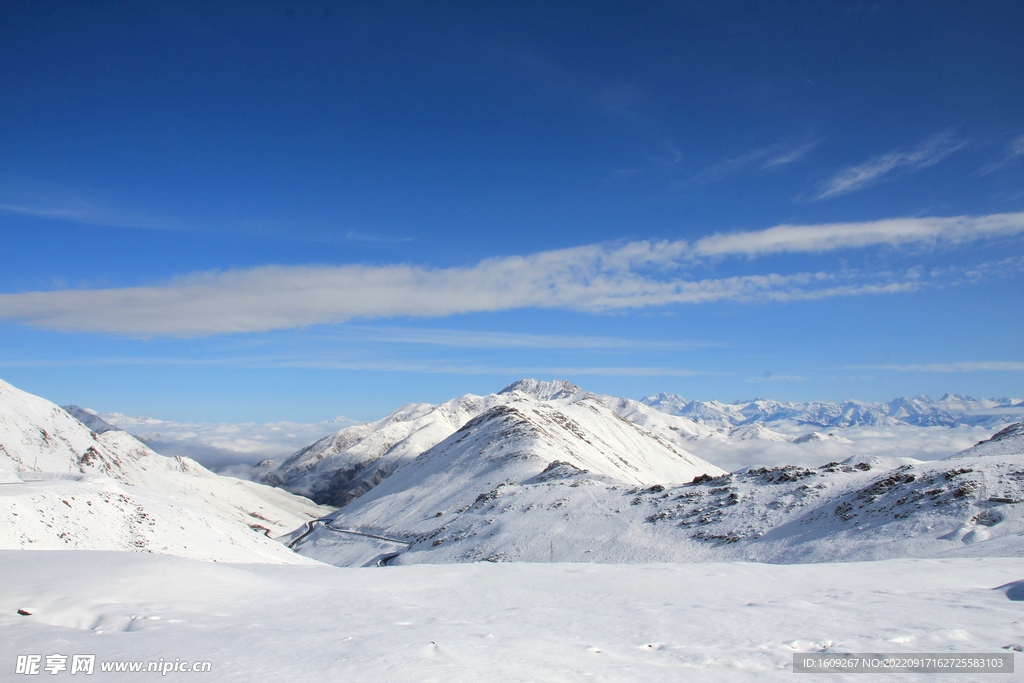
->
[1,0,1023,423]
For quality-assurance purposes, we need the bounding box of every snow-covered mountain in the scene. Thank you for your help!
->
[256,379,721,506]
[726,423,790,442]
[290,392,726,565]
[8,373,1024,573]
[0,378,331,563]
[954,422,1024,459]
[792,431,854,444]
[291,419,1024,567]
[61,405,121,434]
[641,392,1023,430]
[257,379,1022,510]
[4,383,1022,680]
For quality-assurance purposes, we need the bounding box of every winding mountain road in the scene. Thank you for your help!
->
[287,518,411,566]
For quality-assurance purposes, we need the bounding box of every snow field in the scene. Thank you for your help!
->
[1,550,1021,682]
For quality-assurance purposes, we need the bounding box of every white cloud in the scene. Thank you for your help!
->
[702,139,818,180]
[687,423,993,472]
[0,264,910,336]
[1013,134,1024,157]
[760,141,818,169]
[850,361,1024,373]
[977,133,1024,176]
[0,202,183,231]
[817,131,967,199]
[744,374,807,383]
[1,212,1019,337]
[0,355,717,377]
[268,361,717,377]
[690,212,1024,259]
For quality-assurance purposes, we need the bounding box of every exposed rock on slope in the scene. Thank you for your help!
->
[953,422,1024,458]
[291,422,1024,567]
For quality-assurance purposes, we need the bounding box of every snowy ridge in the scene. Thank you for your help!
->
[951,422,1024,459]
[258,380,719,506]
[293,415,1024,566]
[727,423,790,442]
[792,431,854,444]
[61,405,121,434]
[498,378,586,401]
[257,393,507,506]
[291,394,725,566]
[258,379,1021,509]
[0,377,331,563]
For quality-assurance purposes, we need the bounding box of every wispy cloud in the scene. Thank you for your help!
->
[322,326,718,350]
[0,263,915,337]
[1,212,1020,336]
[0,179,409,245]
[1,200,409,245]
[270,361,716,377]
[977,133,1024,176]
[817,131,967,200]
[690,212,1024,259]
[849,361,1024,373]
[0,355,716,377]
[745,374,807,383]
[0,202,183,231]
[701,139,819,180]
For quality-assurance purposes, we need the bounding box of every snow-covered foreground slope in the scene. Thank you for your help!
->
[2,550,1021,682]
[293,423,1024,567]
[0,474,321,564]
[0,377,332,563]
[257,379,722,506]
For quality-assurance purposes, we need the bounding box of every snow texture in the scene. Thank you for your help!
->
[1,550,1022,682]
[295,433,1024,566]
[256,380,723,506]
[0,378,332,563]
[3,377,1024,681]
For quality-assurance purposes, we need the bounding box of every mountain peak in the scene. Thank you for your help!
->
[498,379,583,401]
[938,392,976,403]
[61,405,121,434]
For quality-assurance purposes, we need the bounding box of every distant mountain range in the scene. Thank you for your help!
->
[640,392,1023,429]
[73,386,1023,476]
